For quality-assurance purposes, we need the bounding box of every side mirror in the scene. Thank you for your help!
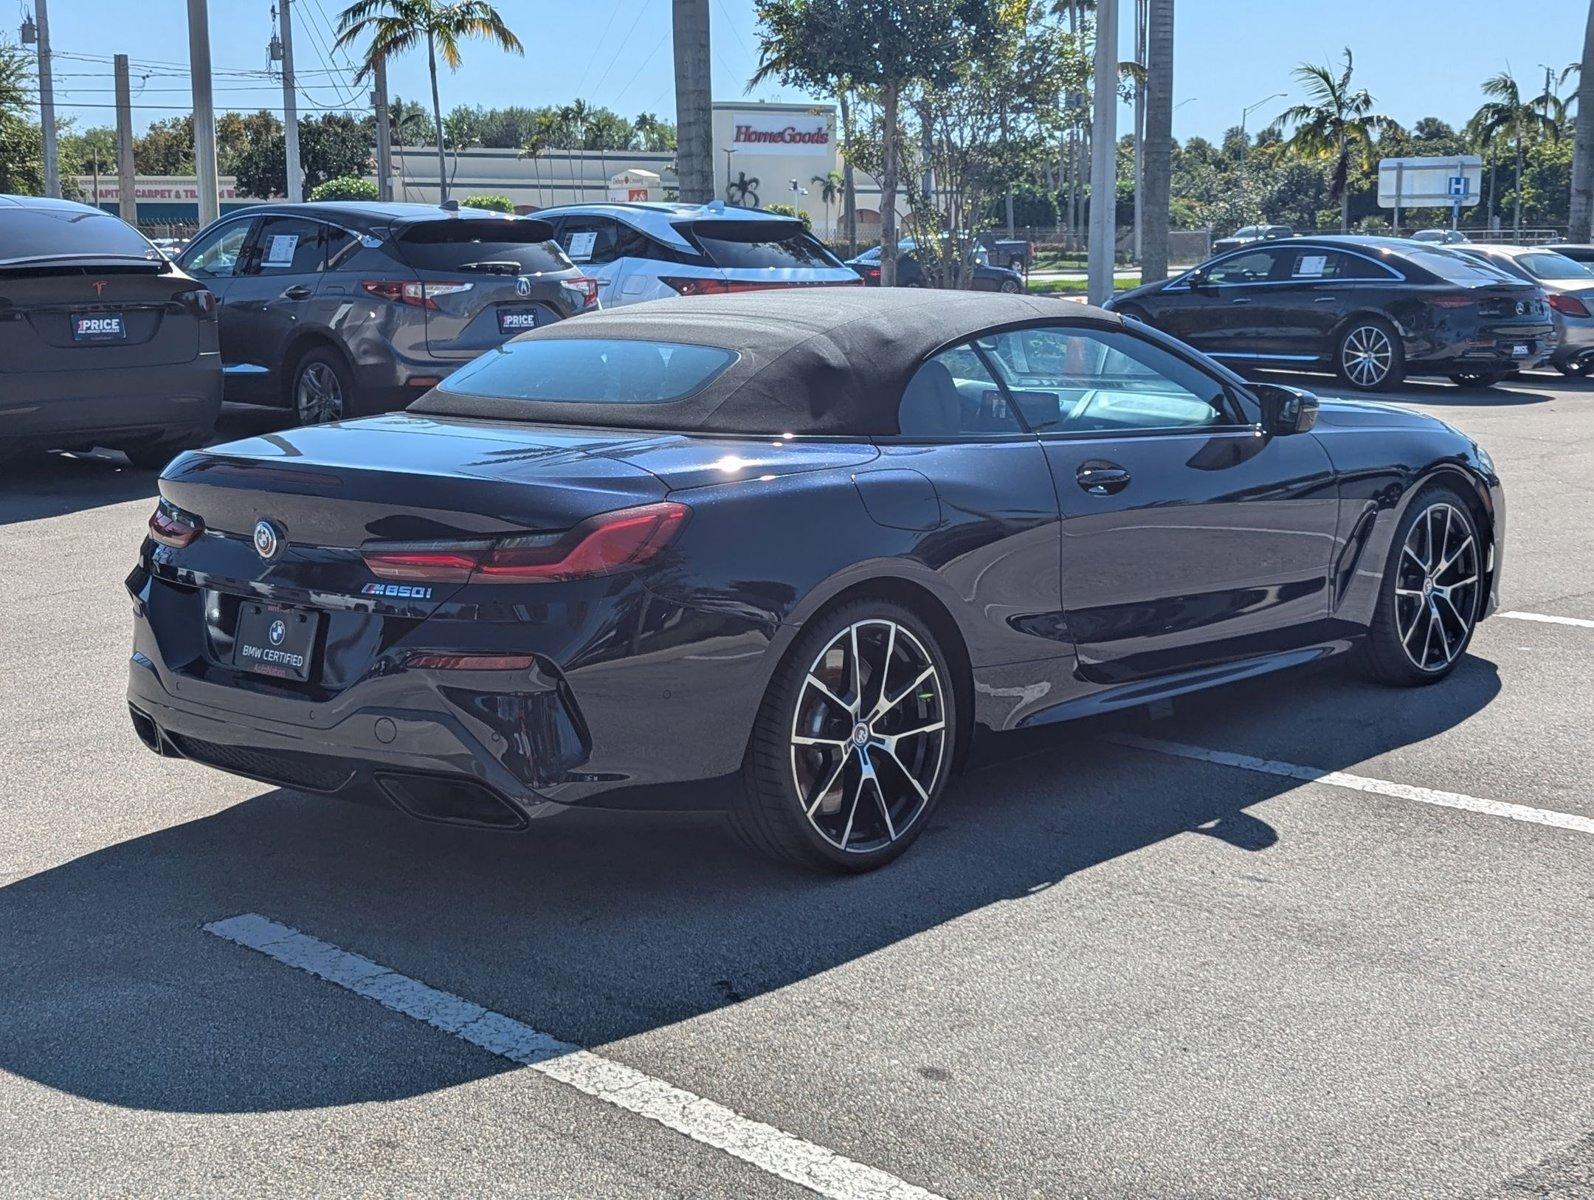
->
[1253,382,1319,435]
[1187,266,1213,291]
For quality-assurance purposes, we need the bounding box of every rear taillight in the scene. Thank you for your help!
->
[361,502,690,585]
[658,276,862,296]
[864,267,881,280]
[147,499,202,548]
[1429,294,1475,309]
[563,276,600,309]
[1548,292,1592,318]
[361,279,473,310]
[176,288,218,318]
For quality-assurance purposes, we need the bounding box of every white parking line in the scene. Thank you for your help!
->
[204,913,943,1200]
[1110,735,1594,836]
[1500,610,1594,630]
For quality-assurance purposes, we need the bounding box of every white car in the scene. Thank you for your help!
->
[534,200,860,308]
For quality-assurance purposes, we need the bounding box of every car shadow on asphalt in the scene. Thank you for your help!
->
[0,451,160,526]
[0,650,1501,1115]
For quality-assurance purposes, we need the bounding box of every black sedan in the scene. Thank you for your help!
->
[128,290,1503,872]
[847,242,1025,292]
[1107,235,1555,390]
[1,195,221,467]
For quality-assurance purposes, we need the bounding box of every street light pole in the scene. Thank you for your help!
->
[1240,92,1286,225]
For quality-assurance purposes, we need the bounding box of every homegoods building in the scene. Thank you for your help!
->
[97,103,887,240]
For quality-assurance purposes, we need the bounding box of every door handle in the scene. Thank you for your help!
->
[1076,461,1131,496]
[1314,295,1337,303]
[280,284,313,300]
[1230,297,1252,305]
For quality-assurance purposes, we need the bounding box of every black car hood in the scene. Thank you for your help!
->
[1311,396,1449,432]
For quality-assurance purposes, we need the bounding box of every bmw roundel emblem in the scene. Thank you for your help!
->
[268,619,286,646]
[253,519,282,560]
[515,276,532,297]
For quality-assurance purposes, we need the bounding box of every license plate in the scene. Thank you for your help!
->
[1511,343,1530,358]
[233,603,319,681]
[497,308,541,335]
[72,312,126,342]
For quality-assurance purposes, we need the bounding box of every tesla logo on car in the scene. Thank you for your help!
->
[93,280,107,296]
[253,520,282,560]
[268,619,286,646]
[515,277,532,297]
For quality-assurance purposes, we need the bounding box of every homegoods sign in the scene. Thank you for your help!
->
[730,111,832,155]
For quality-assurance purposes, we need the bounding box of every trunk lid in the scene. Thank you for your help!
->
[391,217,590,359]
[0,263,203,373]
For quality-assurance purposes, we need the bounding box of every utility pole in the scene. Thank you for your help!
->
[1087,0,1119,306]
[278,0,302,202]
[114,54,137,223]
[672,0,713,204]
[35,0,59,197]
[373,53,393,201]
[187,0,220,225]
[1132,0,1146,263]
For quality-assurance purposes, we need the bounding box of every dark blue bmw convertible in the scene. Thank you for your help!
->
[127,289,1503,871]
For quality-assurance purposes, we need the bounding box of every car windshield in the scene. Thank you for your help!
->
[1516,251,1594,281]
[0,207,162,266]
[686,221,842,269]
[433,338,737,405]
[1409,246,1519,286]
[395,218,570,274]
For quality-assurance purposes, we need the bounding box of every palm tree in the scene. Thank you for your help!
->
[1273,48,1402,233]
[812,171,842,239]
[334,1,522,204]
[1468,70,1560,237]
[727,171,760,206]
[1140,0,1174,282]
[1572,3,1594,241]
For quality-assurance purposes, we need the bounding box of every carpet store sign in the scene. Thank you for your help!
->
[730,111,832,156]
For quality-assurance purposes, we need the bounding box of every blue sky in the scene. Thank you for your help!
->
[29,0,1589,142]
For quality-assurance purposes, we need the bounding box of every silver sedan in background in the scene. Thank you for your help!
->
[1451,243,1594,377]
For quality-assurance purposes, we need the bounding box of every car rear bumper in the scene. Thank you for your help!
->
[0,352,221,447]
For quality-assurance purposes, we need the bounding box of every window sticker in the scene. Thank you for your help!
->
[1295,254,1328,278]
[262,233,300,267]
[565,231,598,262]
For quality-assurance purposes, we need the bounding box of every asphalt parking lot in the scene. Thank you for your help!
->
[2,372,1592,1199]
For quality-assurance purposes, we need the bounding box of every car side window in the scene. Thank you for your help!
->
[559,218,619,265]
[897,342,1026,438]
[182,220,252,279]
[1205,249,1280,285]
[246,216,324,275]
[321,224,361,271]
[978,325,1240,435]
[1283,250,1393,282]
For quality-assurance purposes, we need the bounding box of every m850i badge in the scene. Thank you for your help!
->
[361,582,434,599]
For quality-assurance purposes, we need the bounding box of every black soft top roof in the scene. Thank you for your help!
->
[410,288,1116,436]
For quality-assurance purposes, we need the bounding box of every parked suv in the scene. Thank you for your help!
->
[177,201,596,423]
[535,200,860,307]
[0,195,221,467]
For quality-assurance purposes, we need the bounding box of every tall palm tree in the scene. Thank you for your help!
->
[1273,48,1402,233]
[334,1,522,203]
[1572,2,1594,241]
[1139,0,1174,282]
[812,171,842,239]
[1468,70,1560,237]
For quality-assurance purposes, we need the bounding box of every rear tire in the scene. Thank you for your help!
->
[1555,354,1592,378]
[1448,371,1508,389]
[999,278,1023,294]
[121,429,210,470]
[1359,484,1483,686]
[291,347,355,425]
[1336,318,1405,391]
[730,599,959,873]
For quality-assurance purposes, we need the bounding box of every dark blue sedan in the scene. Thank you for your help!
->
[128,289,1503,872]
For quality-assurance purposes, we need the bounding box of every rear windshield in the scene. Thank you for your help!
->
[0,208,161,266]
[434,339,737,405]
[1516,251,1594,281]
[687,221,842,269]
[395,218,571,274]
[1408,247,1518,286]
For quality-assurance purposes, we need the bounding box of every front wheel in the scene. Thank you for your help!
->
[731,600,958,872]
[999,278,1023,294]
[1336,319,1404,391]
[1359,486,1483,686]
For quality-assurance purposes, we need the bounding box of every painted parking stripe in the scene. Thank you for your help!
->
[1500,610,1594,630]
[204,913,943,1200]
[1110,735,1594,836]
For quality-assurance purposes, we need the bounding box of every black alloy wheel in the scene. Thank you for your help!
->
[1336,319,1404,391]
[293,348,353,425]
[1360,487,1482,685]
[733,600,957,872]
